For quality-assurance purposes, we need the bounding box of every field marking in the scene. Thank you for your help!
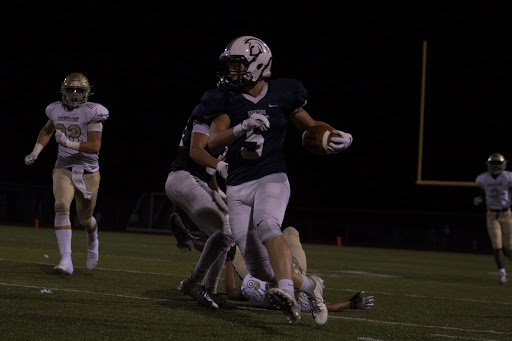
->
[431,333,502,340]
[2,281,510,338]
[328,316,512,336]
[2,258,512,308]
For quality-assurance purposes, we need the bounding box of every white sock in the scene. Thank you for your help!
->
[299,275,312,292]
[277,279,294,294]
[87,217,98,244]
[55,229,72,261]
[499,268,506,276]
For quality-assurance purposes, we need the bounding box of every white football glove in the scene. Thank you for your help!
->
[216,161,229,179]
[55,130,80,150]
[24,143,44,166]
[55,130,68,146]
[327,130,353,154]
[473,196,483,206]
[24,153,38,166]
[233,113,270,137]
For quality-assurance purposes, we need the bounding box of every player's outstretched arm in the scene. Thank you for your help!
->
[24,120,54,166]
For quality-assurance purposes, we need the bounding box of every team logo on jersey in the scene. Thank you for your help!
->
[57,116,79,122]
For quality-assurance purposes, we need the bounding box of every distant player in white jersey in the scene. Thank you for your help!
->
[474,153,512,284]
[24,72,109,275]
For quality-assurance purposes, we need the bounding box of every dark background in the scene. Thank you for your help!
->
[1,3,511,251]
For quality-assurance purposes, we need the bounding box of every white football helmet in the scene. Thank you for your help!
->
[487,152,507,175]
[61,72,92,109]
[217,36,272,90]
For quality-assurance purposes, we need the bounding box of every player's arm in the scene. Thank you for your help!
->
[208,114,237,154]
[208,113,270,154]
[289,107,333,132]
[54,121,103,153]
[224,259,247,301]
[24,120,55,166]
[291,107,353,153]
[473,187,486,206]
[325,301,351,312]
[190,132,224,169]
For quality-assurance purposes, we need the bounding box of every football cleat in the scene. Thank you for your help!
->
[267,288,301,323]
[54,260,74,275]
[306,276,328,325]
[207,290,238,310]
[178,278,218,310]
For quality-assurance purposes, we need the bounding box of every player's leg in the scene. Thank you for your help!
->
[52,168,75,274]
[166,171,232,309]
[251,173,302,323]
[75,171,101,269]
[487,211,507,284]
[283,226,307,275]
[501,210,512,261]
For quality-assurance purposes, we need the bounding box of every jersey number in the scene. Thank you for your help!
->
[241,131,264,160]
[55,124,82,141]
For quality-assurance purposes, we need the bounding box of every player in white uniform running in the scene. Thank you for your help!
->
[24,72,109,275]
[474,152,512,284]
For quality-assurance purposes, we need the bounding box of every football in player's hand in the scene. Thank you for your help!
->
[301,125,334,155]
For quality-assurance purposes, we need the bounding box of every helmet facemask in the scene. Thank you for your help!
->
[61,73,91,109]
[216,56,253,91]
[487,153,507,176]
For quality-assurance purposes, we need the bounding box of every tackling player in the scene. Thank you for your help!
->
[24,72,109,275]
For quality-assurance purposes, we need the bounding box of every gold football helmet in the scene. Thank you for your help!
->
[61,72,91,108]
[487,152,507,175]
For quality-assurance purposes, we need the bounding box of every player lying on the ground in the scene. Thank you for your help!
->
[170,215,375,312]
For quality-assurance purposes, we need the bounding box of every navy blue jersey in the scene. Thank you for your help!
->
[201,78,307,186]
[170,104,217,183]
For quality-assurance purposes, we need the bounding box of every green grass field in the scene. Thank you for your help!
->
[1,224,511,341]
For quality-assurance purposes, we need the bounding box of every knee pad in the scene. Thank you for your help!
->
[80,216,96,232]
[54,211,71,228]
[256,218,282,244]
[209,230,233,252]
[79,216,94,230]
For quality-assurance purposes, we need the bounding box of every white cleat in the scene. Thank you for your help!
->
[267,288,301,323]
[54,260,74,275]
[307,275,328,325]
[86,239,99,269]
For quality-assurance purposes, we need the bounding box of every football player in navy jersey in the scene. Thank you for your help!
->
[165,103,234,309]
[204,36,353,325]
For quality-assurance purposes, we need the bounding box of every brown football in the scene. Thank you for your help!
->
[301,125,334,155]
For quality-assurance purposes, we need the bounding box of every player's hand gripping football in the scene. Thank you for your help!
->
[233,113,270,137]
[327,130,353,153]
[349,291,375,310]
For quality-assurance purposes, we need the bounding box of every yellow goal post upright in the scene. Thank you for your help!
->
[416,40,476,188]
